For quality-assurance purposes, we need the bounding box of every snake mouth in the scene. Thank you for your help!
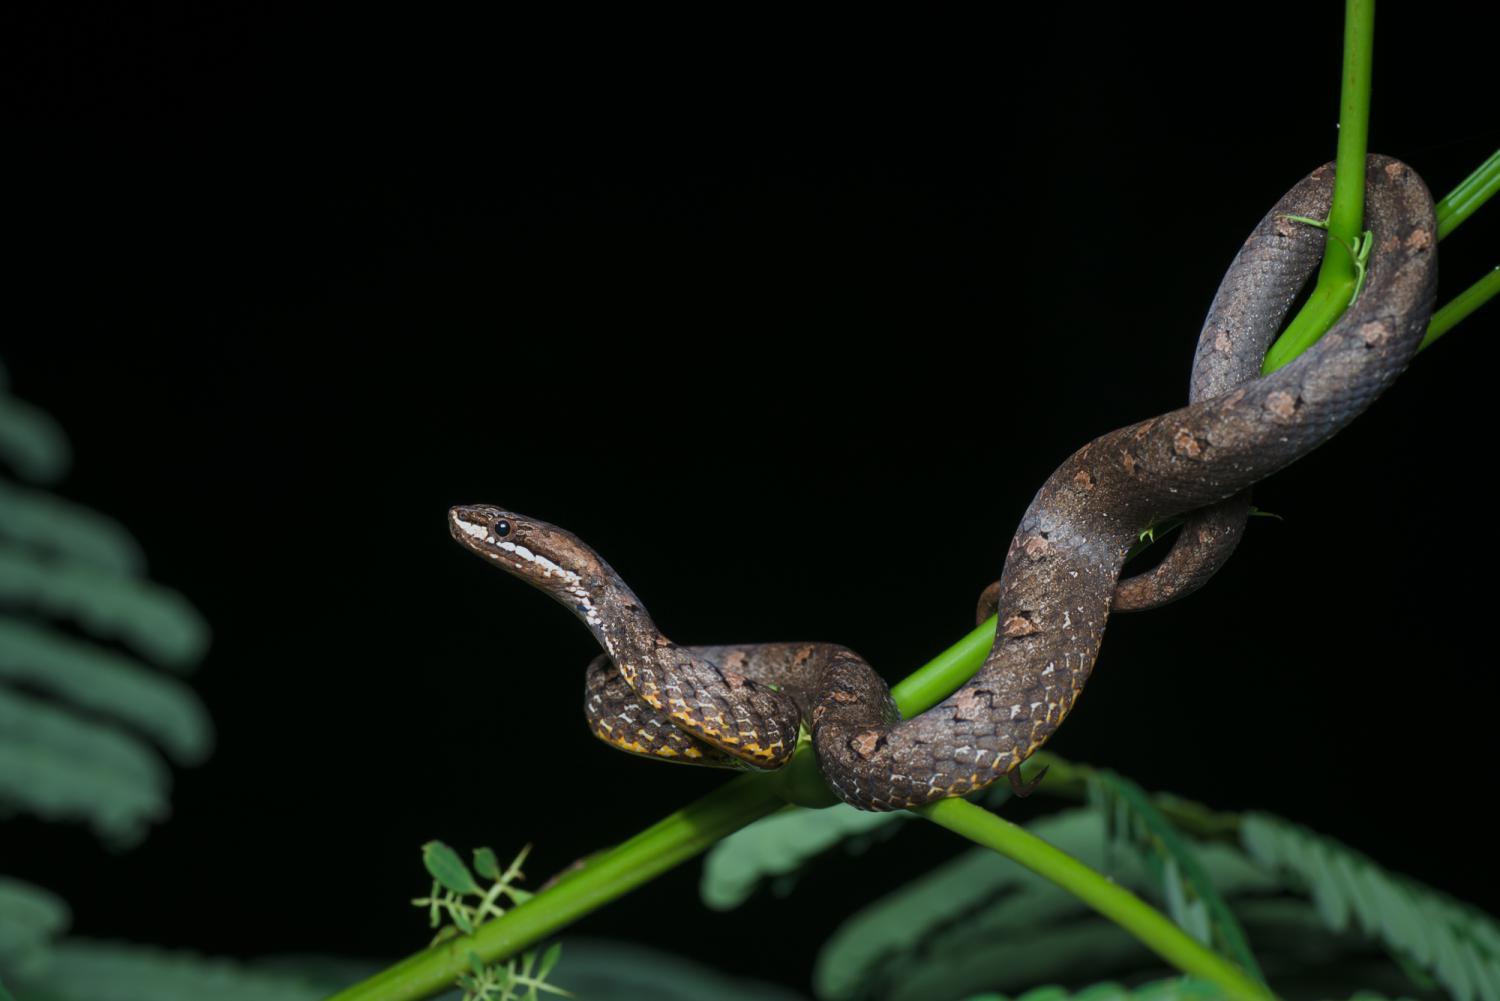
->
[448,505,497,546]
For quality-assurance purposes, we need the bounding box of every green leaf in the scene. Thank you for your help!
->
[816,806,1280,1001]
[0,481,145,574]
[701,782,1012,911]
[0,686,170,845]
[474,848,501,881]
[0,547,210,671]
[0,618,214,764]
[700,803,903,910]
[0,876,71,973]
[10,939,333,1001]
[1241,812,1500,1001]
[424,842,481,895]
[1088,770,1263,981]
[545,938,804,1001]
[537,943,562,980]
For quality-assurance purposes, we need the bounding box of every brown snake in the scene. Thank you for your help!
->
[450,155,1436,810]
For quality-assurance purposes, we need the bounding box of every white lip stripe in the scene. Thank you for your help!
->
[454,516,488,539]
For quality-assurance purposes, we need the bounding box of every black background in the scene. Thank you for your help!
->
[8,3,1499,994]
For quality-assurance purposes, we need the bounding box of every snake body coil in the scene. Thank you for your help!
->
[450,156,1436,810]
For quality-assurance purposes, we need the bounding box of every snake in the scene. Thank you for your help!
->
[449,155,1436,811]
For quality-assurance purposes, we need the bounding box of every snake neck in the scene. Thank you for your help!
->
[560,569,669,666]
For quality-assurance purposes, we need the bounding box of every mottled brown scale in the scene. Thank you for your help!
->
[449,156,1436,811]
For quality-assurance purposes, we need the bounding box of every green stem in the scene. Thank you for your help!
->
[916,799,1274,1001]
[1261,0,1375,374]
[890,615,995,715]
[1436,148,1500,239]
[1421,267,1500,350]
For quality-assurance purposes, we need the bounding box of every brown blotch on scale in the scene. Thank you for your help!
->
[1002,614,1040,638]
[850,730,884,759]
[829,688,860,704]
[1072,469,1095,492]
[951,687,994,721]
[1214,328,1233,353]
[1265,390,1297,421]
[1121,451,1138,475]
[721,670,749,689]
[1172,428,1205,458]
[1384,161,1405,180]
[1405,228,1432,251]
[1274,215,1298,238]
[1023,536,1049,559]
[1358,321,1389,347]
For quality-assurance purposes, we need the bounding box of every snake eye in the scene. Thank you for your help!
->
[492,519,512,538]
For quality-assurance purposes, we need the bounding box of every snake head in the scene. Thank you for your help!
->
[448,505,606,595]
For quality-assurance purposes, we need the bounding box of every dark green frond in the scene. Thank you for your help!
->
[0,620,212,764]
[0,481,146,574]
[1241,813,1500,1001]
[0,548,209,670]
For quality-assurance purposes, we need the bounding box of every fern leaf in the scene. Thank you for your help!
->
[0,619,212,764]
[0,395,70,485]
[701,782,1014,911]
[11,940,330,1001]
[0,547,209,670]
[815,807,1278,1001]
[1241,812,1500,1001]
[1088,770,1263,980]
[545,937,807,1001]
[960,979,1411,1001]
[0,687,170,844]
[701,804,905,910]
[0,481,145,575]
[0,877,70,973]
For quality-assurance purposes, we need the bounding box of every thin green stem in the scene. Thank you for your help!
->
[1262,0,1375,374]
[1421,267,1500,350]
[1436,148,1500,240]
[917,799,1274,1001]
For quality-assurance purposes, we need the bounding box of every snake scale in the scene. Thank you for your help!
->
[450,155,1436,810]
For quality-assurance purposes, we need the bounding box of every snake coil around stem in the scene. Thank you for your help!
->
[450,155,1436,811]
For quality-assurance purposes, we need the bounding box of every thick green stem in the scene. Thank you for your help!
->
[1262,0,1375,374]
[325,775,783,1001]
[917,799,1275,1001]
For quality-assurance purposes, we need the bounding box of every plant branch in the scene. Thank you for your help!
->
[1436,147,1500,239]
[916,798,1275,1001]
[1261,0,1375,374]
[325,775,784,1001]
